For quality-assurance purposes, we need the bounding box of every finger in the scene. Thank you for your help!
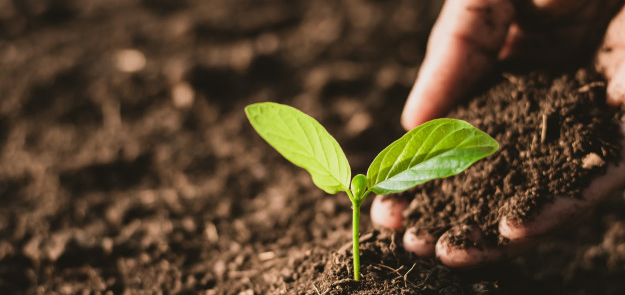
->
[596,2,625,106]
[500,122,625,242]
[499,196,590,241]
[370,195,408,231]
[606,62,625,106]
[401,0,514,130]
[403,227,436,257]
[435,225,503,268]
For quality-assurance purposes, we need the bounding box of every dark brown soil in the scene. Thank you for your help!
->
[402,70,624,244]
[1,1,625,295]
[280,231,503,295]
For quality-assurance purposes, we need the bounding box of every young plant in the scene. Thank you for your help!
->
[245,102,499,281]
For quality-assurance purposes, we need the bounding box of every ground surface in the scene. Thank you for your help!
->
[0,0,624,294]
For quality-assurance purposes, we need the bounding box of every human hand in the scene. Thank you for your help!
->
[402,0,625,130]
[372,0,625,268]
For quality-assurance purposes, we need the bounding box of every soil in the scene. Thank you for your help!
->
[402,70,624,245]
[1,1,624,295]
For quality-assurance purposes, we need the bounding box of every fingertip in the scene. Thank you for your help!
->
[499,196,589,241]
[400,89,439,131]
[400,100,420,131]
[370,195,408,231]
[435,225,502,268]
[400,94,420,131]
[403,227,436,257]
[606,67,625,107]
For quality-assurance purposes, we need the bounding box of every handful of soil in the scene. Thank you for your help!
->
[402,69,624,245]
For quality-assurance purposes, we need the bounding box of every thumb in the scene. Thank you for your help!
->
[401,0,514,130]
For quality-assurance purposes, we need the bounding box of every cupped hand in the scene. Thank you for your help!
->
[372,125,625,268]
[374,0,625,268]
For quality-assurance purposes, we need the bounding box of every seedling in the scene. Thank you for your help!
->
[245,102,498,281]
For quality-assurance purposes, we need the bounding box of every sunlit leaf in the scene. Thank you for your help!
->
[245,102,351,194]
[367,118,498,194]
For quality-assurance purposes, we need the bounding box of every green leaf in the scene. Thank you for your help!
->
[367,118,499,194]
[245,102,351,194]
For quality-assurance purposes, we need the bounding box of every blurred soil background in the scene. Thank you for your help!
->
[0,0,624,294]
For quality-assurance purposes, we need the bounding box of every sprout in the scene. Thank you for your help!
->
[245,102,499,281]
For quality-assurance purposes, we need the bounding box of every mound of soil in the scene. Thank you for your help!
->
[402,70,624,244]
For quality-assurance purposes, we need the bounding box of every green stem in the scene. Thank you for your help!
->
[346,190,356,203]
[352,201,361,281]
[360,188,372,201]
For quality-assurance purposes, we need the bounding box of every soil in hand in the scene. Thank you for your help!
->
[402,70,624,245]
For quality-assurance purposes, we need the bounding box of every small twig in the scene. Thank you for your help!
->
[374,263,404,278]
[359,231,376,243]
[389,232,398,261]
[420,273,432,289]
[312,283,322,295]
[578,81,605,93]
[396,265,404,273]
[403,263,416,288]
[374,264,418,288]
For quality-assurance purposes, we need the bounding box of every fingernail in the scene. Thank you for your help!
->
[500,196,589,241]
[435,225,502,268]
